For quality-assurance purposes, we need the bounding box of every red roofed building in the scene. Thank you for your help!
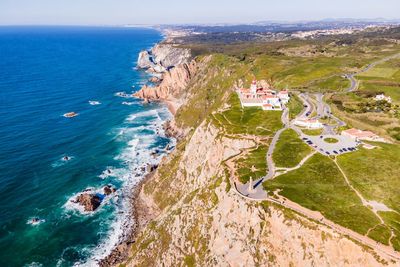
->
[341,128,385,142]
[236,79,289,110]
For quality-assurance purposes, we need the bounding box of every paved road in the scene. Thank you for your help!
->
[234,92,400,261]
[298,93,314,118]
[346,52,400,92]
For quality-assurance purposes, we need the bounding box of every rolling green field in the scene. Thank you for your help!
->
[272,129,312,168]
[264,153,381,235]
[337,143,400,213]
[357,58,400,103]
[337,143,400,250]
[211,93,283,136]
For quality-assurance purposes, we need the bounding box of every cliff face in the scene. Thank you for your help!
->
[134,60,197,108]
[137,44,191,73]
[123,54,397,267]
[126,121,395,267]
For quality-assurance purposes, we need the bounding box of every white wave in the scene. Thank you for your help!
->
[63,187,117,216]
[51,156,74,167]
[122,101,135,106]
[126,114,137,121]
[75,104,176,266]
[89,101,101,105]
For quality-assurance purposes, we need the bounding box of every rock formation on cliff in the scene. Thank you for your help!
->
[137,44,191,73]
[134,60,197,113]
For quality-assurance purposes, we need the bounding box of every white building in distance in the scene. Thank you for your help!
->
[374,94,392,103]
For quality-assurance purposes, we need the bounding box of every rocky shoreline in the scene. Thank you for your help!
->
[98,39,190,267]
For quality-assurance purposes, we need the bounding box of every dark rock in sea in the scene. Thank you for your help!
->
[75,193,102,212]
[103,185,116,195]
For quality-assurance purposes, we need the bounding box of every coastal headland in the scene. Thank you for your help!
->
[103,25,400,266]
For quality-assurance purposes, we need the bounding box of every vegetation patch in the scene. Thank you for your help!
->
[287,93,304,120]
[301,128,323,136]
[324,137,339,143]
[264,153,380,235]
[235,145,268,184]
[273,128,313,168]
[337,143,400,213]
[212,93,283,136]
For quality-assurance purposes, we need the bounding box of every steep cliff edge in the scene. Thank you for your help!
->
[137,44,191,73]
[125,121,395,266]
[120,54,398,266]
[134,60,198,113]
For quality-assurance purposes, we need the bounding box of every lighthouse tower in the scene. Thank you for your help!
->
[250,80,257,95]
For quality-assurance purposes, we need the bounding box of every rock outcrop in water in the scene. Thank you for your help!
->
[75,193,102,212]
[137,44,191,73]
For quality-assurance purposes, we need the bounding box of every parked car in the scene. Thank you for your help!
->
[333,150,338,154]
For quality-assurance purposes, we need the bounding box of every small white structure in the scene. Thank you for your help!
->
[294,118,323,129]
[341,128,386,142]
[374,94,392,103]
[237,80,290,111]
[277,90,290,104]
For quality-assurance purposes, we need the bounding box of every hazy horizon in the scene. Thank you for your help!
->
[1,0,400,26]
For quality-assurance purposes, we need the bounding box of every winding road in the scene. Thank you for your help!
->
[233,88,400,261]
[345,52,400,92]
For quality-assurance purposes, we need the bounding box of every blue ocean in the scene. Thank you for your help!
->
[0,26,173,266]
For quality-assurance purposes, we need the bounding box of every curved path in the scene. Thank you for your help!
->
[233,92,400,261]
[346,52,400,92]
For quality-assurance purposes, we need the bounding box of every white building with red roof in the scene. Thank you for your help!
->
[236,80,289,111]
[341,128,386,142]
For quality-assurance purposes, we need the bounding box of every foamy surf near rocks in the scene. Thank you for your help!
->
[71,186,116,212]
[137,44,191,73]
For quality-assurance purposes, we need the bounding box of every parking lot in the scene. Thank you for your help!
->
[300,134,359,156]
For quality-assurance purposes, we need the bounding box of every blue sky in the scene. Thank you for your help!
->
[0,0,399,25]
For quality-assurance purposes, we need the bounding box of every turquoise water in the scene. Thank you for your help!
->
[0,26,172,266]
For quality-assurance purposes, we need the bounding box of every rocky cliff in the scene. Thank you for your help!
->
[134,60,197,112]
[124,121,396,266]
[119,54,398,266]
[137,44,191,73]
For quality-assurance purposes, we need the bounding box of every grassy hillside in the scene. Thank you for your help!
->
[272,128,313,168]
[264,153,381,235]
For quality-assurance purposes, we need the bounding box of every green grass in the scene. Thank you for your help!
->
[301,128,323,136]
[324,137,339,143]
[235,145,268,184]
[308,75,350,92]
[272,129,312,168]
[212,93,283,136]
[367,224,392,246]
[336,143,400,213]
[358,67,398,78]
[287,93,304,120]
[264,153,380,235]
[356,58,400,103]
[379,211,400,251]
[337,143,400,250]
